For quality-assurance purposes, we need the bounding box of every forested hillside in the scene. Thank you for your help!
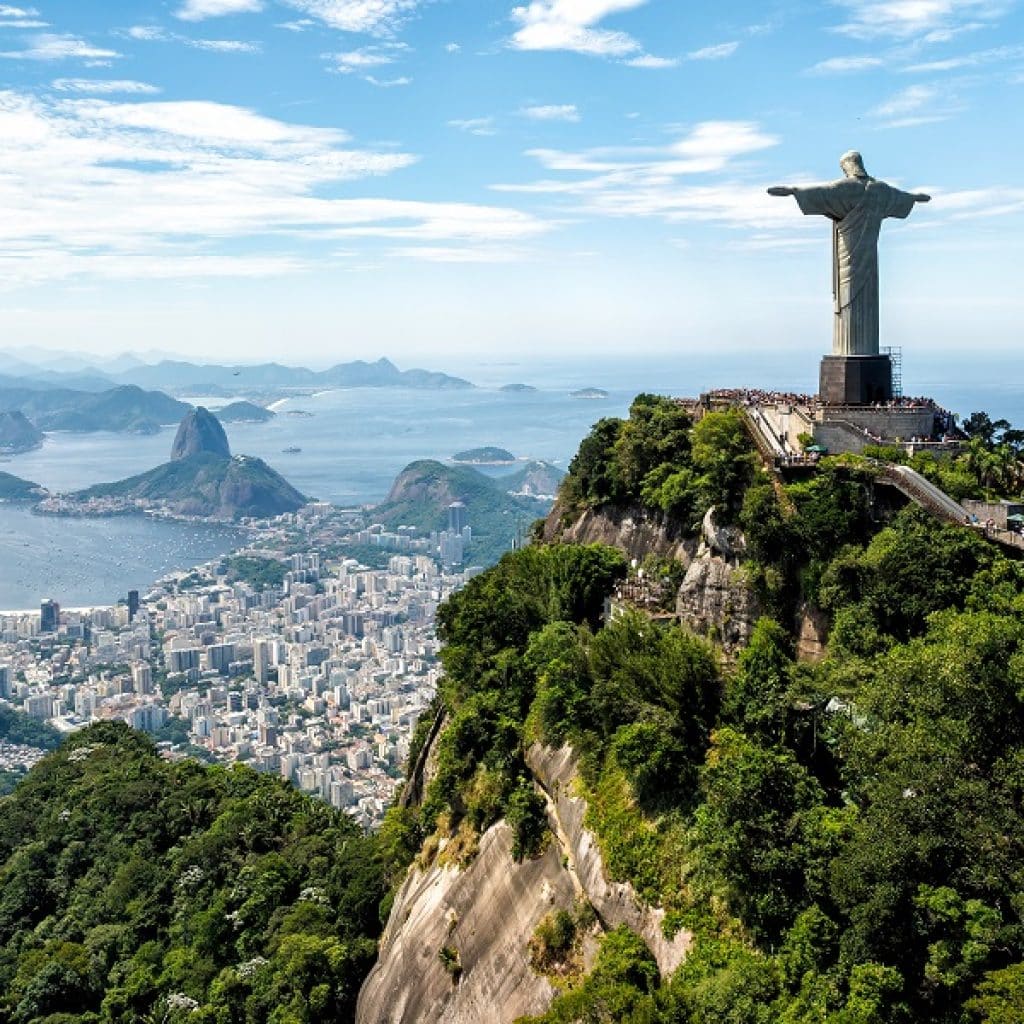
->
[0,724,400,1023]
[379,395,1024,1023]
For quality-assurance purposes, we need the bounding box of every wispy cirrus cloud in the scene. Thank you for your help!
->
[687,40,739,60]
[869,82,961,125]
[448,116,497,136]
[491,120,786,232]
[0,32,120,61]
[51,78,161,94]
[326,47,397,72]
[623,53,677,68]
[831,0,1009,41]
[806,54,884,74]
[189,38,260,52]
[520,103,580,122]
[0,90,546,284]
[175,0,263,20]
[122,24,260,53]
[901,43,1024,71]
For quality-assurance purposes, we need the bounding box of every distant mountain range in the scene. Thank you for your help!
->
[0,354,472,395]
[0,384,190,434]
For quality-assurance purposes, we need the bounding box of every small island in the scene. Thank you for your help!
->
[452,446,517,465]
[570,387,609,400]
[216,400,275,424]
[500,383,537,393]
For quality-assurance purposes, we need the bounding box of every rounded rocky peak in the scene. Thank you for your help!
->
[170,407,230,461]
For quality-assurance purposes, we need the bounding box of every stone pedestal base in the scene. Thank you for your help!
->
[819,355,892,406]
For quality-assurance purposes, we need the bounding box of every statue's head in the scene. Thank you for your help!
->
[840,150,868,179]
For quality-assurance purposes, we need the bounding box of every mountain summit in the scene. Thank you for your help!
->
[170,407,231,461]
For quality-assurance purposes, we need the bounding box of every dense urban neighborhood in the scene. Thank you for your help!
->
[0,502,479,825]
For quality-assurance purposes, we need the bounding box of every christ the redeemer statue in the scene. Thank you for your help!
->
[768,151,929,359]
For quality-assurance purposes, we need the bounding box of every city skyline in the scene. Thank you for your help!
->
[0,0,1021,363]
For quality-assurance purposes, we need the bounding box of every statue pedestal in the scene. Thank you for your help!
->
[819,354,892,406]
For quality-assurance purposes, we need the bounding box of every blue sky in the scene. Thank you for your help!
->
[0,0,1021,369]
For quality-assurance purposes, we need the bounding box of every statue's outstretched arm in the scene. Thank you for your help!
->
[767,186,796,197]
[914,193,931,203]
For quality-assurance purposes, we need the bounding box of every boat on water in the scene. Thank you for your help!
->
[281,446,303,454]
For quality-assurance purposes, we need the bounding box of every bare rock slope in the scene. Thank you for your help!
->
[357,745,690,1024]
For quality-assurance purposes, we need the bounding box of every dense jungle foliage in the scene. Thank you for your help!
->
[410,398,1024,1023]
[0,724,402,1024]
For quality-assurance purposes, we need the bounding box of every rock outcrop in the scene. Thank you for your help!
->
[170,407,231,461]
[543,501,695,565]
[676,507,760,653]
[358,743,690,1024]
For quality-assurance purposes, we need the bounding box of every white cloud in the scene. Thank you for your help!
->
[448,116,497,135]
[510,0,649,57]
[188,38,261,52]
[520,103,580,121]
[277,18,315,30]
[0,90,548,284]
[51,78,161,94]
[491,120,784,231]
[831,0,1008,41]
[0,33,120,61]
[365,74,410,86]
[125,26,170,41]
[175,0,263,21]
[687,41,739,60]
[327,47,395,72]
[445,41,460,52]
[281,0,422,35]
[0,5,38,14]
[0,18,48,28]
[806,55,884,73]
[624,54,678,68]
[901,43,1024,71]
[397,245,526,263]
[872,83,938,115]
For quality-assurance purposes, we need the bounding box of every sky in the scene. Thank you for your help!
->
[0,0,1021,370]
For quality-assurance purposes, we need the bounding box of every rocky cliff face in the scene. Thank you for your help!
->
[357,744,690,1024]
[170,407,231,461]
[542,501,696,565]
[675,507,761,655]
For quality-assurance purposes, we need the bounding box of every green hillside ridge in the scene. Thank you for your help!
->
[0,723,394,1023]
[0,411,43,454]
[388,394,1024,1024]
[74,407,307,519]
[78,452,307,519]
[375,459,550,566]
[0,385,190,434]
[0,471,45,503]
[502,459,565,496]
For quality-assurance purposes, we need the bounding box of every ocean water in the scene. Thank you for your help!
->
[2,353,1023,613]
[0,506,241,612]
[0,384,636,611]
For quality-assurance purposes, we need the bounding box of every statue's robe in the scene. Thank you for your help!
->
[793,177,917,357]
